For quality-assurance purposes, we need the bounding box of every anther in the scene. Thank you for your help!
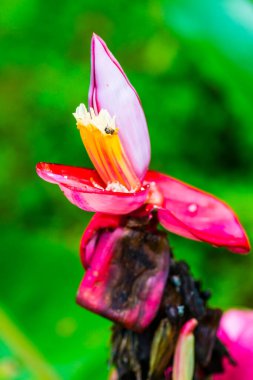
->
[105,126,115,135]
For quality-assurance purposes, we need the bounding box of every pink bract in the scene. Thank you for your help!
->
[36,163,149,214]
[213,309,253,380]
[80,213,122,268]
[76,213,170,331]
[144,171,250,253]
[36,162,250,253]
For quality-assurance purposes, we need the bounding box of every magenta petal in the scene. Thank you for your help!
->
[144,171,250,253]
[89,34,150,181]
[36,162,105,189]
[213,310,253,380]
[59,184,148,214]
[80,213,122,268]
[36,162,148,214]
[77,221,170,332]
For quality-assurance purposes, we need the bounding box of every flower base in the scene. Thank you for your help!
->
[110,252,232,380]
[76,211,235,379]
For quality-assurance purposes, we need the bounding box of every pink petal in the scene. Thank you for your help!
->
[217,309,253,346]
[89,34,150,182]
[80,213,122,268]
[77,219,170,332]
[144,171,250,253]
[36,162,148,214]
[213,310,253,380]
[36,162,104,189]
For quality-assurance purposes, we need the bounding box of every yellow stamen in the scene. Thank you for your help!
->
[73,104,141,192]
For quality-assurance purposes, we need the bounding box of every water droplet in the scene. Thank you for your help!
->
[187,203,198,214]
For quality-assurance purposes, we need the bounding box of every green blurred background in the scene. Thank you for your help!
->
[1,0,253,378]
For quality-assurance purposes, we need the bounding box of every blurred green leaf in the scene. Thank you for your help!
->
[163,0,253,163]
[0,306,60,379]
[0,226,111,379]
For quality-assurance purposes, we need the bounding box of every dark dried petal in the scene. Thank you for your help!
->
[77,225,170,331]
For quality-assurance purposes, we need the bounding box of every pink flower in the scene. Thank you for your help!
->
[213,309,253,380]
[36,34,249,254]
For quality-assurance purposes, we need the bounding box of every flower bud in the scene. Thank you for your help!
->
[172,319,198,380]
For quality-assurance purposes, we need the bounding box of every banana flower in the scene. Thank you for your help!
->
[36,34,250,330]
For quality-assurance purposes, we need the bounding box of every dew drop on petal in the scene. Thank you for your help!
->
[187,203,198,215]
